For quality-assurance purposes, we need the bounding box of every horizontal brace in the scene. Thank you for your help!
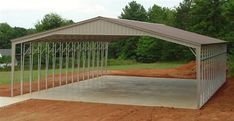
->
[201,52,226,61]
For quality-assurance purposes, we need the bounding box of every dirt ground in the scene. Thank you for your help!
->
[0,62,233,121]
[0,77,233,121]
[0,61,196,97]
[108,61,196,79]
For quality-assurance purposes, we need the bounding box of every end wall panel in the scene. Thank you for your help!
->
[199,44,226,107]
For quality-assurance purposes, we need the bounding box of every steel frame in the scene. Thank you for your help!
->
[11,40,226,109]
[10,41,107,95]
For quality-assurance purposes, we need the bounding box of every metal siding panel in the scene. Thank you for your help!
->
[199,44,227,108]
[56,20,147,36]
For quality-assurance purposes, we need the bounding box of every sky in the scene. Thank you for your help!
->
[0,0,182,29]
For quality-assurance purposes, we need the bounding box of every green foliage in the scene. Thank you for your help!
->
[175,0,234,76]
[228,49,234,76]
[0,56,11,71]
[112,1,194,63]
[0,23,28,49]
[223,0,234,54]
[229,60,234,76]
[175,0,193,29]
[188,0,227,37]
[117,37,139,60]
[120,1,148,21]
[0,23,12,48]
[110,1,149,60]
[0,56,11,63]
[136,37,162,62]
[35,13,74,32]
[112,1,188,62]
[148,5,176,26]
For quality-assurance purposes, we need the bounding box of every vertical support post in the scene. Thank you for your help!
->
[45,42,49,90]
[77,42,80,82]
[37,42,41,91]
[20,43,25,95]
[87,42,90,80]
[65,42,68,84]
[105,42,109,74]
[29,42,33,94]
[72,42,75,83]
[59,42,63,86]
[82,42,85,81]
[96,42,100,77]
[92,41,95,78]
[11,43,16,97]
[100,42,104,77]
[196,46,201,108]
[52,42,56,87]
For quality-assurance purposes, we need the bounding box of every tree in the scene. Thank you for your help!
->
[109,1,148,60]
[175,0,193,29]
[35,13,74,32]
[0,23,28,49]
[223,0,234,75]
[148,5,176,26]
[188,0,227,38]
[136,37,162,62]
[0,23,13,48]
[120,1,148,21]
[223,0,234,51]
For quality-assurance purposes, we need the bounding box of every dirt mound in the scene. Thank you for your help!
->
[108,61,196,79]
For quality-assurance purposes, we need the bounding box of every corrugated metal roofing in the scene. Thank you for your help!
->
[101,17,225,45]
[12,16,226,46]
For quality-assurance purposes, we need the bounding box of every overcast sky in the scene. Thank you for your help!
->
[0,0,182,28]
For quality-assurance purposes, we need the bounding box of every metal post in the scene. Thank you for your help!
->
[196,47,201,108]
[65,42,69,84]
[100,42,104,77]
[45,42,49,90]
[77,42,80,82]
[87,42,90,80]
[92,42,95,78]
[82,42,85,81]
[59,42,63,86]
[105,42,109,75]
[72,42,75,83]
[37,42,41,91]
[29,42,33,93]
[11,43,16,97]
[96,42,100,77]
[52,42,56,87]
[20,43,25,95]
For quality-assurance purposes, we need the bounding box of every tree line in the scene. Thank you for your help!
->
[0,0,233,73]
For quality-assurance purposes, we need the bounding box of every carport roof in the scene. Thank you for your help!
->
[12,16,226,46]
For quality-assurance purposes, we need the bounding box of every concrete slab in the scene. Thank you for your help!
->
[23,76,197,109]
[0,96,29,107]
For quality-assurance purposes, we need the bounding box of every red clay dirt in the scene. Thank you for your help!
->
[0,61,196,97]
[0,77,233,121]
[108,61,196,79]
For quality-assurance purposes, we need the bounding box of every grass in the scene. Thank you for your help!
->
[0,61,184,85]
[108,62,182,70]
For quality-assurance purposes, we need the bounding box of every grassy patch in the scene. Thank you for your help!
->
[107,62,183,70]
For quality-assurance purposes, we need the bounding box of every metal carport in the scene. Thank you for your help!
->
[10,16,227,109]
